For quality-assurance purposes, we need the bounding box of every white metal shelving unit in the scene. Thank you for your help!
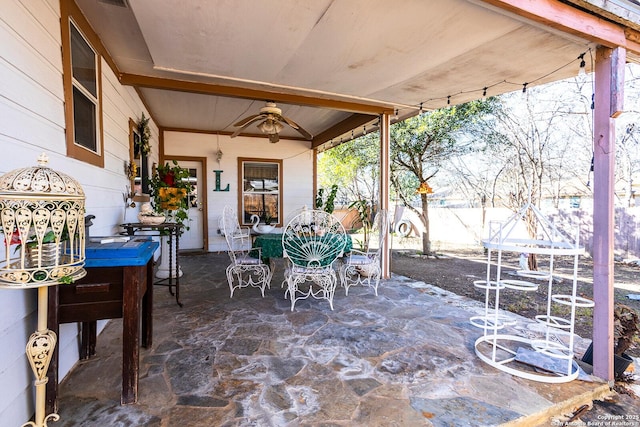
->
[472,202,594,383]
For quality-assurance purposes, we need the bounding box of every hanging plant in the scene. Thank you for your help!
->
[137,113,151,156]
[148,160,194,232]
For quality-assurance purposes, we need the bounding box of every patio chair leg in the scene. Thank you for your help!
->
[287,278,296,311]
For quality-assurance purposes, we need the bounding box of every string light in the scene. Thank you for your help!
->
[329,49,594,150]
[399,48,591,116]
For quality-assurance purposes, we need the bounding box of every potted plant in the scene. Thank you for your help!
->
[348,199,372,251]
[582,303,639,377]
[148,160,194,230]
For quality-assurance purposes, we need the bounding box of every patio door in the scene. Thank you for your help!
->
[166,159,204,251]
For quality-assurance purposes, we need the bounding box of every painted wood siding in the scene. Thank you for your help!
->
[0,1,157,424]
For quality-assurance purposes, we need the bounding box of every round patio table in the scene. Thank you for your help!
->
[253,233,352,262]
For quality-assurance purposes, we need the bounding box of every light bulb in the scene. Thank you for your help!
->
[578,54,586,76]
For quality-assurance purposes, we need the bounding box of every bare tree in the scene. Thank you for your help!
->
[391,100,499,255]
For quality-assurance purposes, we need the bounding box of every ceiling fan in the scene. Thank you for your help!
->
[230,101,312,143]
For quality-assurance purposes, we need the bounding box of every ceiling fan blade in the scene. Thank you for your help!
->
[282,116,312,140]
[268,133,280,143]
[230,115,265,138]
[233,114,262,127]
[279,114,299,129]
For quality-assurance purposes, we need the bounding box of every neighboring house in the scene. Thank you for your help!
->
[2,0,640,424]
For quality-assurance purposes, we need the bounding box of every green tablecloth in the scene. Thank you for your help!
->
[253,233,352,261]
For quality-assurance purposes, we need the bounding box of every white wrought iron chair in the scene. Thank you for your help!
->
[339,210,388,296]
[282,209,348,311]
[220,206,271,297]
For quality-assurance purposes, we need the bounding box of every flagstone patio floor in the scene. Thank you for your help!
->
[52,252,610,426]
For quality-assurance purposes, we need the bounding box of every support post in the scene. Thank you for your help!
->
[379,112,391,279]
[592,46,625,381]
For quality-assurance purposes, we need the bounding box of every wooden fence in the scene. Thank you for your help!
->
[401,206,640,260]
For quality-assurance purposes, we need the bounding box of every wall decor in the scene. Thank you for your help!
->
[213,170,230,192]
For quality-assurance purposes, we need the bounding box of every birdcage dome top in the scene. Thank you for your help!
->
[0,153,84,198]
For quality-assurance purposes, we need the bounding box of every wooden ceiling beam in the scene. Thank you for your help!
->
[479,0,640,55]
[119,73,395,115]
[311,113,376,149]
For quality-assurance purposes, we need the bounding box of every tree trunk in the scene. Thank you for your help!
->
[420,193,431,255]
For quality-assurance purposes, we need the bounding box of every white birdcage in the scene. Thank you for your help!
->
[0,153,86,288]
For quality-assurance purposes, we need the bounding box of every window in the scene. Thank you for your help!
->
[129,118,145,194]
[238,159,282,226]
[61,0,104,167]
[71,23,97,152]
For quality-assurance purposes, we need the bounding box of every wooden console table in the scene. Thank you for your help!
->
[46,238,158,412]
[120,222,183,306]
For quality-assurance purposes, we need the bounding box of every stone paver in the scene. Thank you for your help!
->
[53,253,605,426]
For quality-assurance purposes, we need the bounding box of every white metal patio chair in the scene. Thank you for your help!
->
[220,206,271,297]
[282,209,348,311]
[339,210,388,296]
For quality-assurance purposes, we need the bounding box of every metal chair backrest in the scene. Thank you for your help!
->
[282,209,347,269]
[220,206,250,261]
[367,210,388,256]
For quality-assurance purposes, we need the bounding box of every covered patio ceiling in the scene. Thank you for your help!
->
[75,0,640,149]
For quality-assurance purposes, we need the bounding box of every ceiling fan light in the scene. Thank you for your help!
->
[257,120,283,135]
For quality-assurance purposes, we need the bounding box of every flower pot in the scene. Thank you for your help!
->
[26,242,60,268]
[158,187,187,210]
[138,214,166,225]
[161,171,175,186]
[254,224,275,234]
[581,343,634,377]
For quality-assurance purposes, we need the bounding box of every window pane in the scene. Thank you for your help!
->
[71,24,96,97]
[73,87,97,151]
[243,194,279,224]
[187,168,198,208]
[133,131,141,159]
[244,163,278,180]
[244,162,279,192]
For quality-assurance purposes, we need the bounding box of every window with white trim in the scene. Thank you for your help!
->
[70,22,98,153]
[239,159,282,226]
[61,0,103,168]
